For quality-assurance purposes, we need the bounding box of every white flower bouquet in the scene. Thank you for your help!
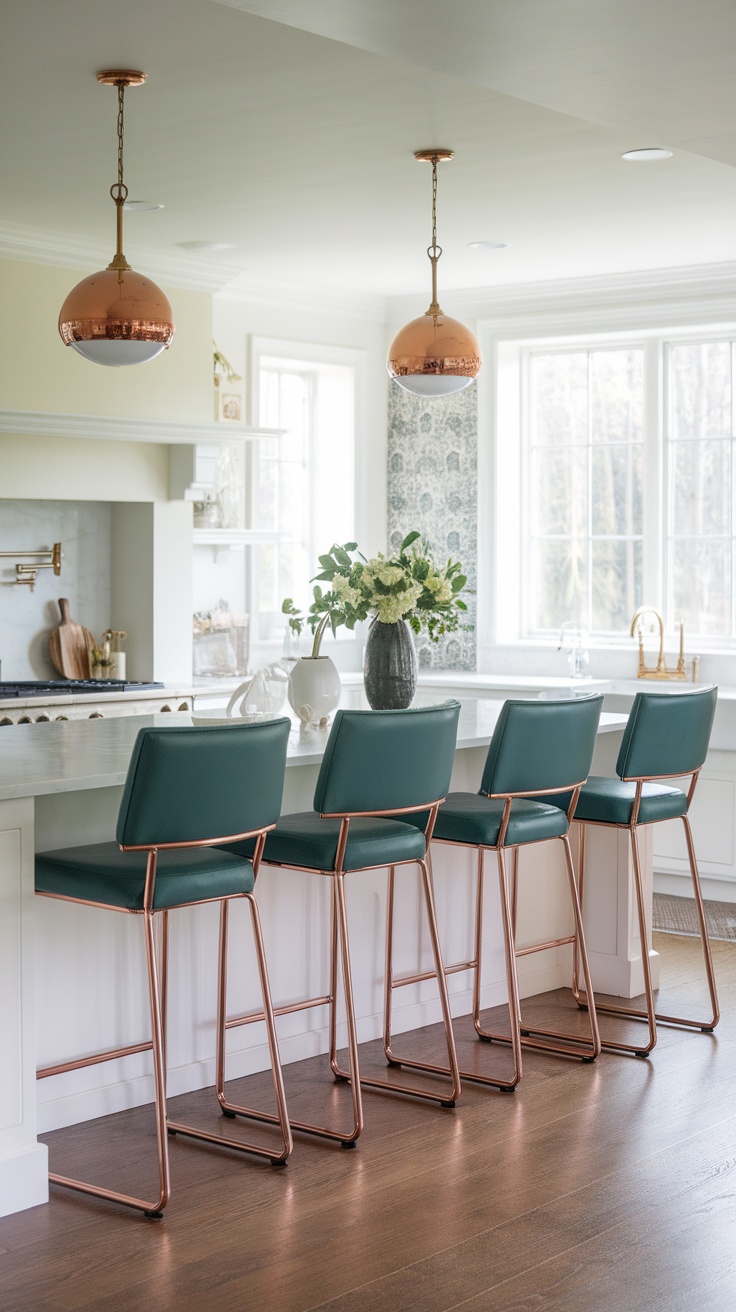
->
[282,531,468,656]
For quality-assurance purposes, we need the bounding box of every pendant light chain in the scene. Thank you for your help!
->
[112,81,129,204]
[427,154,442,315]
[386,146,481,393]
[108,79,131,272]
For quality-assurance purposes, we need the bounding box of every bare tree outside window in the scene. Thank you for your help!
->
[528,347,644,635]
[668,341,733,637]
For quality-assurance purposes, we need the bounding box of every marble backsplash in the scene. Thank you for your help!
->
[0,501,112,681]
[387,382,477,670]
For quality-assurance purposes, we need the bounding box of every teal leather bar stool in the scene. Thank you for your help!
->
[35,720,293,1218]
[393,694,604,1090]
[221,701,462,1148]
[573,685,719,1056]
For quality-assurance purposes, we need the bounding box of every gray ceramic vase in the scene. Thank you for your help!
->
[363,619,418,709]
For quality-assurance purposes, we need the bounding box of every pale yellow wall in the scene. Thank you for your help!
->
[0,259,213,423]
[0,434,168,501]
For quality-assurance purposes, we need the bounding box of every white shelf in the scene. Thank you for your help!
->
[0,409,283,446]
[193,528,287,546]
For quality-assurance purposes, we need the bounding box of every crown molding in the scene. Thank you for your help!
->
[215,272,388,323]
[0,409,280,446]
[387,261,736,334]
[0,221,242,294]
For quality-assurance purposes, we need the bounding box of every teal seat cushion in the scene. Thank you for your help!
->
[575,776,688,826]
[227,812,427,872]
[401,793,569,848]
[36,842,255,911]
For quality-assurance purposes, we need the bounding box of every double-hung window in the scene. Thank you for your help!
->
[527,346,644,636]
[251,341,357,648]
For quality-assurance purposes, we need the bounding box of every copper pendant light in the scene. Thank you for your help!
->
[58,71,175,367]
[388,149,481,396]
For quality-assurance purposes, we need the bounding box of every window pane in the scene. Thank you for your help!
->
[670,341,732,440]
[592,444,643,536]
[531,352,588,446]
[531,539,587,631]
[672,539,731,636]
[672,440,731,537]
[591,350,643,443]
[592,540,642,632]
[532,449,588,535]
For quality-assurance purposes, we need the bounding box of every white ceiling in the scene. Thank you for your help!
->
[2,0,736,300]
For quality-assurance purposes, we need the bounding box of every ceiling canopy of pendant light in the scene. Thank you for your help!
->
[58,70,175,367]
[388,149,481,397]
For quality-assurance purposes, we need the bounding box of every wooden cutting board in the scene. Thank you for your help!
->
[49,598,96,680]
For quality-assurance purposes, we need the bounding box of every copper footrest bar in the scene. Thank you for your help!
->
[332,859,462,1109]
[515,935,575,958]
[476,837,600,1064]
[225,994,332,1030]
[391,958,477,988]
[37,1040,152,1080]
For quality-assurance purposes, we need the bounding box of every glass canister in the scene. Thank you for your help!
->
[103,630,127,680]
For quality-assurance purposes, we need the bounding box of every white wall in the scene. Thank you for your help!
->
[0,501,111,681]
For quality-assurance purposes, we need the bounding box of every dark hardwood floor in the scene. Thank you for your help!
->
[3,933,736,1311]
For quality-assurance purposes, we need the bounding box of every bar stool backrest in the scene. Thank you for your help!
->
[313,701,461,817]
[615,686,717,781]
[116,720,292,849]
[480,694,604,798]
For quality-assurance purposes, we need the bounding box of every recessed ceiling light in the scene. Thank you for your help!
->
[176,240,236,252]
[621,148,673,162]
[468,240,507,250]
[123,199,165,211]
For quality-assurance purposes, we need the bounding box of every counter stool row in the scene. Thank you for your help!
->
[34,684,719,1217]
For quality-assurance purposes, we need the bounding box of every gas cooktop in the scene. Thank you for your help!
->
[0,680,165,699]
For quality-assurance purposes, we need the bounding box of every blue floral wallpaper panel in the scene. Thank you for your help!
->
[387,381,477,670]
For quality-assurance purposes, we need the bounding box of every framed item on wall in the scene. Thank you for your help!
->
[213,343,244,422]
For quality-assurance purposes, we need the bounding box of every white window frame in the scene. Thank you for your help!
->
[248,337,365,661]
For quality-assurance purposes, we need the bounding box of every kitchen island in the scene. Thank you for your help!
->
[0,697,632,1217]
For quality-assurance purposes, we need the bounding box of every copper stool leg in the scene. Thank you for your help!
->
[576,814,719,1046]
[43,908,171,1218]
[476,838,600,1062]
[573,823,657,1056]
[346,857,462,1106]
[168,896,293,1163]
[646,815,719,1031]
[387,845,522,1092]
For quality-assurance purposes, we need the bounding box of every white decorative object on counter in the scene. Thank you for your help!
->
[287,655,341,730]
[192,663,289,725]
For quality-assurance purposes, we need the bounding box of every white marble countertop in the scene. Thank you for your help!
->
[0,694,627,801]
